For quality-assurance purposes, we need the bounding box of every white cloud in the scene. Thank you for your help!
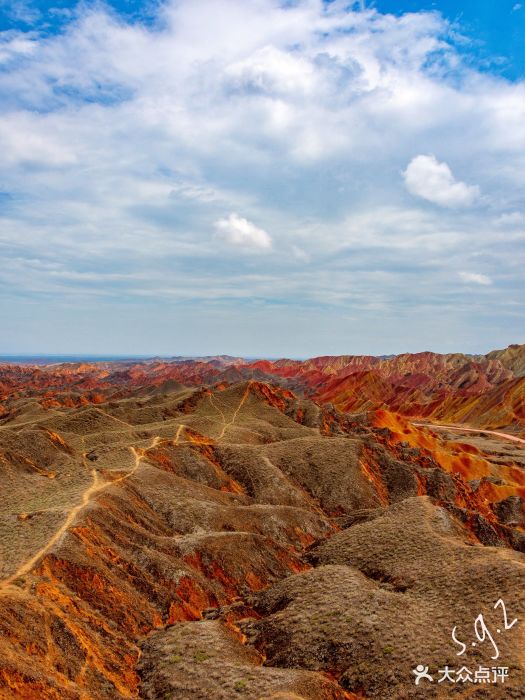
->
[225,45,316,97]
[0,113,76,166]
[403,155,480,208]
[459,272,492,286]
[2,0,41,24]
[0,0,523,353]
[214,213,272,250]
[496,211,525,226]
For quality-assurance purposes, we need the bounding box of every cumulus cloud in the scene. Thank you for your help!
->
[225,45,315,97]
[459,272,492,286]
[403,155,480,208]
[214,213,272,250]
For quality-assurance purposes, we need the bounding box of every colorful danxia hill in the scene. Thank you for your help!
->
[0,345,524,699]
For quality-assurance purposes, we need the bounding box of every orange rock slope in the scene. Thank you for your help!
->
[2,344,524,435]
[0,379,524,698]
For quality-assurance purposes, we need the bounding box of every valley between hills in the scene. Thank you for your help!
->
[0,346,524,699]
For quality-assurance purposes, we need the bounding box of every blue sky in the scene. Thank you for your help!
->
[3,1,524,79]
[0,0,524,357]
[374,1,525,79]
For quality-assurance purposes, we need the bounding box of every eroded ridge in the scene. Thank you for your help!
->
[0,380,523,699]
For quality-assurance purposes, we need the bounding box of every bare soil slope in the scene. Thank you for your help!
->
[0,381,523,699]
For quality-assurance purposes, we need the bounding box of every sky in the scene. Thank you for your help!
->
[0,0,524,357]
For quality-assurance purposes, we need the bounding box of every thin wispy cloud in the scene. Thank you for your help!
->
[459,272,493,286]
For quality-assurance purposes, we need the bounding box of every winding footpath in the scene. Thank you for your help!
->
[0,405,234,592]
[413,422,525,446]
[1,432,164,591]
[209,384,251,441]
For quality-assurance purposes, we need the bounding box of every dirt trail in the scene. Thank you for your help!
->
[208,393,227,425]
[216,384,252,440]
[1,469,101,589]
[174,423,185,444]
[0,434,158,591]
[207,384,254,440]
[414,422,525,446]
[101,411,134,429]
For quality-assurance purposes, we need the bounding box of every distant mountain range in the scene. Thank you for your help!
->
[1,344,524,435]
